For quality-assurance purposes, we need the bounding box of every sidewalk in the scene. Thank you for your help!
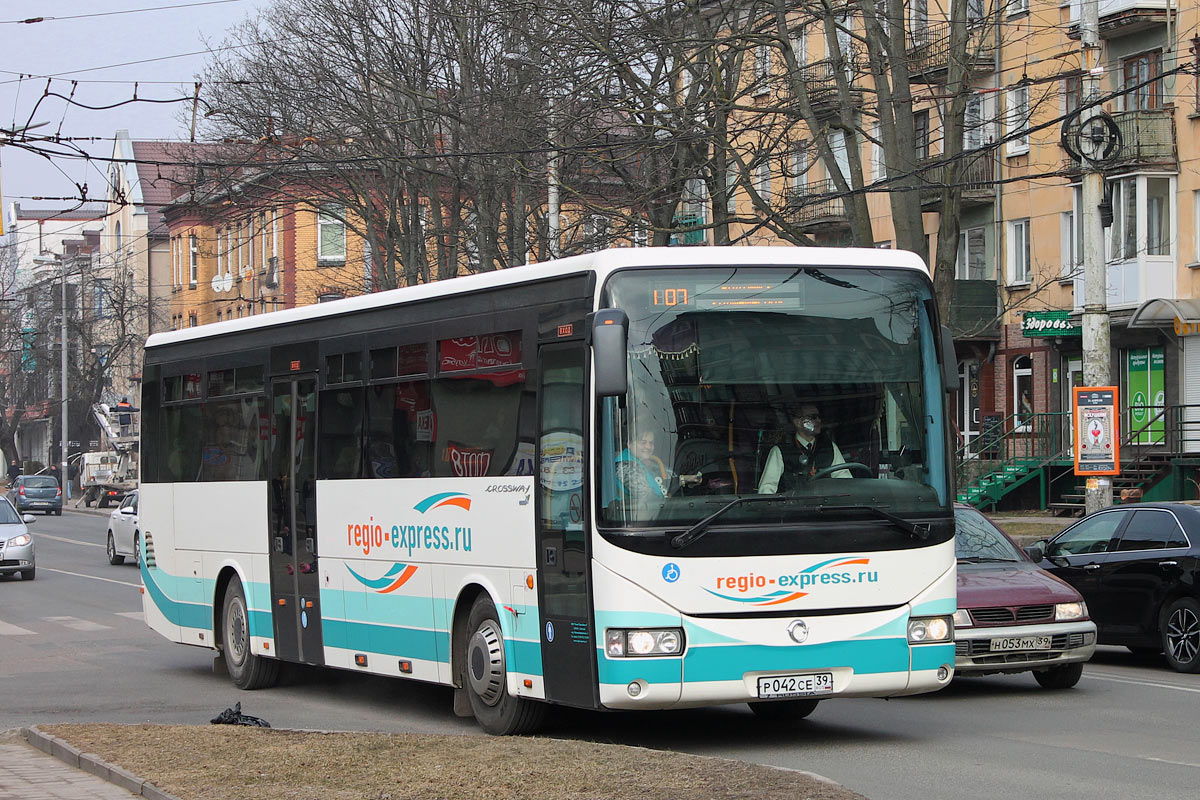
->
[0,728,174,800]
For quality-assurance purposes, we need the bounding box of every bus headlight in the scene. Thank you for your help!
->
[1056,601,1087,621]
[952,609,972,628]
[908,616,953,644]
[605,628,685,658]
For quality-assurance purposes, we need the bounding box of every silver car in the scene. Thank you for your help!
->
[0,497,37,580]
[106,489,140,566]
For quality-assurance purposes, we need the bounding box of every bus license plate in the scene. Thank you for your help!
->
[757,673,834,699]
[990,636,1051,652]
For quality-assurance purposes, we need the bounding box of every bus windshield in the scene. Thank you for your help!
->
[597,266,949,532]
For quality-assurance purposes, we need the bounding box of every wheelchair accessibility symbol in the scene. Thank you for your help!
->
[662,563,681,583]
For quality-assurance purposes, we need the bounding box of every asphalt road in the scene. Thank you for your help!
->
[2,510,1197,800]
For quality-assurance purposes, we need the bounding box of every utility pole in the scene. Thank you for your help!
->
[60,261,70,501]
[1079,0,1112,513]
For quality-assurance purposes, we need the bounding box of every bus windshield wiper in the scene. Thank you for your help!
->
[670,493,849,549]
[808,504,932,541]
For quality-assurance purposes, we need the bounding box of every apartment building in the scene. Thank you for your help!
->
[162,184,372,329]
[662,0,1198,506]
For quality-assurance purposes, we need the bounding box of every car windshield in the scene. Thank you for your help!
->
[955,507,1025,561]
[24,477,57,489]
[596,266,949,532]
[0,501,21,524]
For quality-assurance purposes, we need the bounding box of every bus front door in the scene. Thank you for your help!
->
[535,345,598,708]
[268,377,325,666]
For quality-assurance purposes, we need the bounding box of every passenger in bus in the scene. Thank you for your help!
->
[757,403,850,494]
[615,431,703,506]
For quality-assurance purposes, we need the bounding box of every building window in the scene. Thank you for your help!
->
[1013,355,1033,432]
[1146,177,1171,256]
[318,204,346,263]
[789,145,808,192]
[1109,178,1137,262]
[1008,218,1031,284]
[790,25,807,65]
[188,312,197,327]
[93,278,111,317]
[1006,85,1030,155]
[1009,0,1029,15]
[914,110,930,162]
[871,121,886,180]
[910,0,928,43]
[1064,75,1082,115]
[956,226,987,280]
[1061,210,1082,277]
[583,215,610,251]
[1122,51,1161,111]
[754,43,771,88]
[1194,190,1200,263]
[753,158,772,204]
[318,291,345,303]
[963,92,988,151]
[188,234,198,287]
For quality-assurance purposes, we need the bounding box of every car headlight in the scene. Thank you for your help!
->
[605,628,685,658]
[952,609,972,628]
[1055,601,1087,621]
[6,533,31,547]
[908,615,954,644]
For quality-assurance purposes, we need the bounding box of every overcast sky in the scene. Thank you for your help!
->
[1,0,268,211]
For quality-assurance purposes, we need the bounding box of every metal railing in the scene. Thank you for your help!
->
[918,150,995,198]
[781,179,845,226]
[906,21,996,77]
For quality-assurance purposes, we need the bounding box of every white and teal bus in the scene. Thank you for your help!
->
[140,246,958,734]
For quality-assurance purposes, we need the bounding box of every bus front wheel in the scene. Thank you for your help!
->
[748,698,820,721]
[463,595,545,735]
[221,576,280,690]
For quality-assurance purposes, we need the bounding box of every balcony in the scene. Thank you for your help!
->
[948,279,999,339]
[1067,0,1173,38]
[796,47,865,116]
[1064,108,1177,173]
[918,150,995,208]
[906,22,996,84]
[780,179,848,231]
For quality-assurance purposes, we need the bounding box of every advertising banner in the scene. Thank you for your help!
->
[1073,386,1120,476]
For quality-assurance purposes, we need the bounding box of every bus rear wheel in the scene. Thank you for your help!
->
[748,698,820,721]
[221,576,279,690]
[463,595,545,735]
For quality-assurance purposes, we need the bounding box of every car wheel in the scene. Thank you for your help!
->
[107,533,125,565]
[1033,662,1084,689]
[133,534,141,567]
[1161,597,1200,673]
[221,575,280,690]
[98,497,109,509]
[21,567,35,581]
[748,699,820,721]
[462,594,545,735]
[53,509,61,516]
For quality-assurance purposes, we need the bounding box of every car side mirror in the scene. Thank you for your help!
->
[121,507,134,515]
[1024,542,1044,562]
[22,514,36,524]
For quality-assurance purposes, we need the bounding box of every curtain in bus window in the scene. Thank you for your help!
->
[318,388,364,479]
[366,381,433,478]
[431,372,528,478]
[201,398,268,481]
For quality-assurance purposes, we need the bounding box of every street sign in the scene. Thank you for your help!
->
[1073,386,1119,476]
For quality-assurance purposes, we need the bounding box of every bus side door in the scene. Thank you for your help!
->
[536,344,598,708]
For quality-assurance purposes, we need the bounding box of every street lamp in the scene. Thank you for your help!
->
[32,255,69,500]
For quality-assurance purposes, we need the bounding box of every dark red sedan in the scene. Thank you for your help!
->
[954,505,1096,688]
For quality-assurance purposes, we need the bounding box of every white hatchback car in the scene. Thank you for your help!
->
[106,489,140,566]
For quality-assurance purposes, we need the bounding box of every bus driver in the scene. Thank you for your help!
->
[757,403,851,493]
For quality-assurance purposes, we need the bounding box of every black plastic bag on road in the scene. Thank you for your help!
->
[211,701,271,727]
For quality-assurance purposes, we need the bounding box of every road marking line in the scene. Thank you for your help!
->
[36,533,104,549]
[115,611,144,621]
[45,616,111,632]
[1086,673,1200,694]
[0,620,37,636]
[41,567,141,588]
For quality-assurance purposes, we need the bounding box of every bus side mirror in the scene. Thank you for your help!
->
[941,325,957,393]
[590,309,628,397]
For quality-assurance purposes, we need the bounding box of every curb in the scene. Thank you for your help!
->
[22,726,183,800]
